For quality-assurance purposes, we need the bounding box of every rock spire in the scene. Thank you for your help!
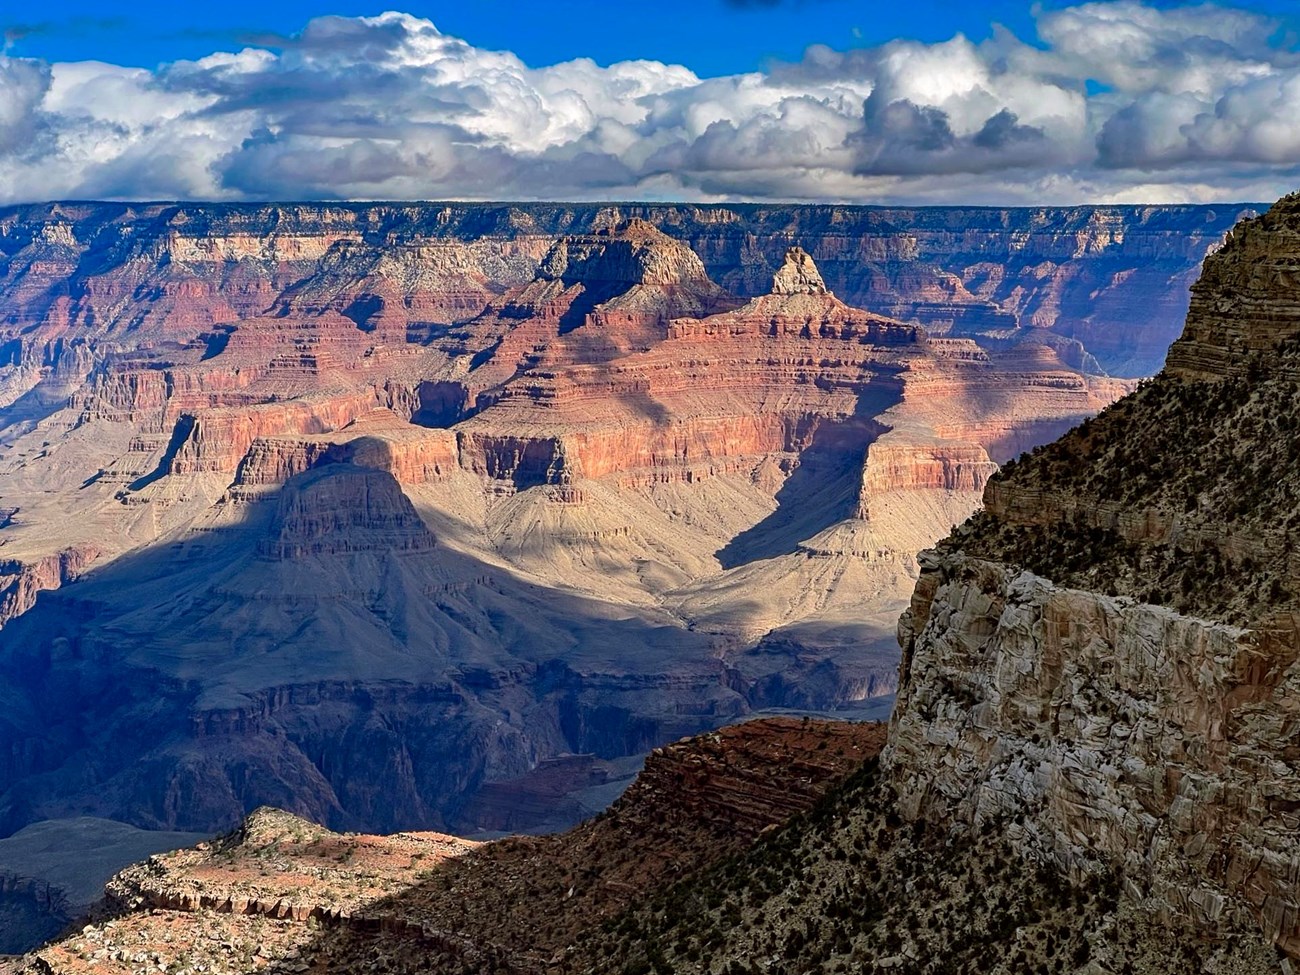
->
[771,246,829,296]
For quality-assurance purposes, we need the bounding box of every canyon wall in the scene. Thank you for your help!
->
[885,192,1300,957]
[0,201,1204,845]
[0,201,1251,386]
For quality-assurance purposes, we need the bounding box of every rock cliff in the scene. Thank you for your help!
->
[883,191,1300,960]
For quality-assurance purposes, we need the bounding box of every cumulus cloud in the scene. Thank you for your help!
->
[0,57,51,154]
[0,3,1299,204]
[1035,1,1289,94]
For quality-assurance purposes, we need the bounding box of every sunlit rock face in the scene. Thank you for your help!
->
[0,200,1228,841]
[886,193,1300,958]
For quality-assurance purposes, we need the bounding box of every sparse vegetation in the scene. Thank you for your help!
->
[573,758,1125,975]
[960,338,1300,625]
[568,758,1273,975]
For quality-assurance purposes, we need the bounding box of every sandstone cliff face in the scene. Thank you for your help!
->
[1167,192,1300,381]
[882,192,1300,959]
[889,552,1299,950]
[166,392,388,475]
[771,245,829,296]
[0,544,100,628]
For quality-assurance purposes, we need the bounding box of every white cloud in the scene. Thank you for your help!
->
[1036,1,1287,95]
[0,3,1297,204]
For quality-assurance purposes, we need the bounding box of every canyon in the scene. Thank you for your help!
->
[15,193,1300,970]
[0,201,1253,952]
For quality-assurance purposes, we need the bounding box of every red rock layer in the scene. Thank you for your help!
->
[167,392,389,475]
[0,545,101,627]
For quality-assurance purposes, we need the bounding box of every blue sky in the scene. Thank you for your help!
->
[8,0,1297,78]
[17,2,1031,75]
[1,1,1299,204]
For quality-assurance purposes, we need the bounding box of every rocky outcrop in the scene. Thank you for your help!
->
[888,552,1300,951]
[18,718,885,971]
[665,260,920,343]
[539,218,729,300]
[0,545,101,627]
[771,245,829,296]
[231,424,458,492]
[622,716,886,841]
[105,807,477,926]
[1166,192,1300,381]
[858,438,998,511]
[166,392,386,474]
[880,191,1300,959]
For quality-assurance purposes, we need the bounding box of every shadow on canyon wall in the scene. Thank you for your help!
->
[717,384,900,570]
[0,458,893,844]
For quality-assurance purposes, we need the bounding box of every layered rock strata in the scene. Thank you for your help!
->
[0,201,1250,381]
[883,191,1300,959]
[0,207,1127,859]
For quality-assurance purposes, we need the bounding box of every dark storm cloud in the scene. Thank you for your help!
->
[851,98,1055,176]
